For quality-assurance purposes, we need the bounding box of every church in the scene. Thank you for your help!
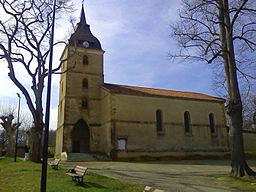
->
[55,6,228,160]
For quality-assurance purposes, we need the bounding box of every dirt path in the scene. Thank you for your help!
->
[62,160,248,192]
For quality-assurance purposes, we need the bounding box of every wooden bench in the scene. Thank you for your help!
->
[66,166,88,184]
[48,159,60,170]
[144,186,164,192]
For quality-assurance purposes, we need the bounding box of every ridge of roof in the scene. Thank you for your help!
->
[102,83,224,102]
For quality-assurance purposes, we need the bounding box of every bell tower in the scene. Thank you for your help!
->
[56,5,104,156]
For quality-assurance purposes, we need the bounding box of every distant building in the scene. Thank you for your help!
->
[55,6,228,160]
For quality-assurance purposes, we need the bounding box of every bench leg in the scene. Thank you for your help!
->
[75,176,83,184]
[78,176,83,184]
[70,176,84,184]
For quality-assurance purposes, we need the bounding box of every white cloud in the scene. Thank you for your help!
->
[0,0,219,132]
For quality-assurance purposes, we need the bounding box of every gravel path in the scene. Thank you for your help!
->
[62,160,253,192]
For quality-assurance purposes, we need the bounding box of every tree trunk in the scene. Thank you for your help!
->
[220,0,256,177]
[29,125,43,162]
[228,103,255,176]
[6,130,15,156]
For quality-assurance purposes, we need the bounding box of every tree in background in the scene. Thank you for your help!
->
[242,94,256,129]
[0,0,73,162]
[0,130,7,146]
[0,103,20,156]
[171,0,256,176]
[48,130,56,147]
[0,102,32,156]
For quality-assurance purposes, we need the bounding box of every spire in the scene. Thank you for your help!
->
[80,5,87,25]
[68,3,102,50]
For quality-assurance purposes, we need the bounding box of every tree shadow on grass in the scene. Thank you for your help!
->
[75,182,106,189]
[179,182,234,192]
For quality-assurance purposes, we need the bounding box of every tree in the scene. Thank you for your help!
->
[171,0,256,176]
[48,130,56,147]
[0,104,19,156]
[0,0,73,162]
[242,94,256,129]
[0,102,32,156]
[0,129,7,146]
[0,115,18,156]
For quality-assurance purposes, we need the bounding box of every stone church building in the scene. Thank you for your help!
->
[55,6,228,160]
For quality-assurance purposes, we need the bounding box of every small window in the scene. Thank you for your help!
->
[83,55,88,65]
[184,111,192,134]
[82,98,88,109]
[117,138,126,150]
[209,113,216,134]
[156,109,163,132]
[82,79,88,89]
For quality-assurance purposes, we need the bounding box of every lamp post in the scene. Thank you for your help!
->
[14,93,21,162]
[40,0,56,191]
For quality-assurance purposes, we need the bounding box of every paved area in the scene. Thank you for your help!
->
[62,160,256,192]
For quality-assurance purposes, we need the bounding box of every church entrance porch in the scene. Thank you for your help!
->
[71,119,90,153]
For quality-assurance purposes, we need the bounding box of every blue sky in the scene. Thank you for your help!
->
[85,0,214,92]
[0,0,216,130]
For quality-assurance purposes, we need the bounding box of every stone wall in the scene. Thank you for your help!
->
[110,93,229,158]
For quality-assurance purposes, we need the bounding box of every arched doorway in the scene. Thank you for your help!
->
[71,119,90,153]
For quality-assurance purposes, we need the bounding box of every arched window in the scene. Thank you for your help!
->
[82,78,88,89]
[184,111,192,134]
[156,109,163,132]
[209,113,215,134]
[82,98,88,109]
[83,55,88,65]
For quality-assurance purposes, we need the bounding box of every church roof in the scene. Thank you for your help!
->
[69,6,102,49]
[103,83,224,102]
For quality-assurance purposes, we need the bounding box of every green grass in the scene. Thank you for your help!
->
[217,175,256,192]
[0,157,143,192]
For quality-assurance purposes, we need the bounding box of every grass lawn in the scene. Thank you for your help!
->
[0,157,143,192]
[217,175,256,192]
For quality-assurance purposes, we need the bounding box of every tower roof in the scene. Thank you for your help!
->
[69,5,102,50]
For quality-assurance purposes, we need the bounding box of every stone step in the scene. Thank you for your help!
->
[67,153,95,161]
[67,153,111,162]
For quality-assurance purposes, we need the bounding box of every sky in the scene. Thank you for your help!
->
[0,0,217,130]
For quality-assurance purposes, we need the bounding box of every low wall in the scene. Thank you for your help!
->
[114,151,230,161]
[244,130,256,153]
[112,131,256,161]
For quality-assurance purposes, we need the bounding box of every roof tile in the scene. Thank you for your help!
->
[103,83,224,102]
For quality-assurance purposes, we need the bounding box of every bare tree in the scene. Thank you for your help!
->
[0,129,7,145]
[48,129,56,147]
[171,0,256,177]
[0,102,33,156]
[0,104,19,156]
[0,0,73,162]
[242,94,255,119]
